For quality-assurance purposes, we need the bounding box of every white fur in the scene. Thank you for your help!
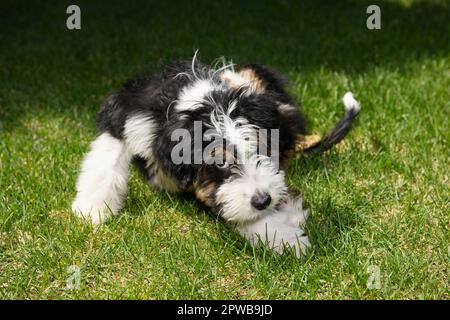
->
[123,114,157,159]
[72,133,132,224]
[236,195,311,257]
[343,92,361,113]
[208,100,259,156]
[216,156,287,223]
[210,102,286,223]
[175,79,216,112]
[174,55,253,114]
[124,114,179,192]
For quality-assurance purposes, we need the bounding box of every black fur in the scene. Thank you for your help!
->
[96,60,309,195]
[302,107,360,155]
[94,58,359,210]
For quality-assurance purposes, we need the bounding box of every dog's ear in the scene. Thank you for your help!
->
[237,92,308,161]
[276,102,309,161]
[235,64,309,147]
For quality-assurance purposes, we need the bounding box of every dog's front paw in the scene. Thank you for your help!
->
[237,214,311,257]
[240,221,311,257]
[282,196,309,227]
[276,227,311,257]
[71,198,112,225]
[236,194,312,257]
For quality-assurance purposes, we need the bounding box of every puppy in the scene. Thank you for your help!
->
[72,55,360,257]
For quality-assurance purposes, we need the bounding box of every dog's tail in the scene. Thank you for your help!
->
[302,92,361,155]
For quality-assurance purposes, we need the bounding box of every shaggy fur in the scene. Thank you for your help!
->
[72,55,360,256]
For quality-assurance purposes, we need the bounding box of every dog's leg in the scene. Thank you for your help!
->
[236,195,311,257]
[72,133,132,224]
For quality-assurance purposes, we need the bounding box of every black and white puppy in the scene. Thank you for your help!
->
[72,55,360,257]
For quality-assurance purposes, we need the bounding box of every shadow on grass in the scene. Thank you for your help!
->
[1,0,449,129]
[306,197,361,254]
[122,152,362,260]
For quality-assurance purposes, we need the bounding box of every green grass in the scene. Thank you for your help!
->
[0,0,449,299]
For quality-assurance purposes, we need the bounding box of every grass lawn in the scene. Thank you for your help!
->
[0,0,449,299]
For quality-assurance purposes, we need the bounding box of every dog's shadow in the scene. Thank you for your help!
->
[123,151,360,260]
[287,153,363,256]
[3,0,450,132]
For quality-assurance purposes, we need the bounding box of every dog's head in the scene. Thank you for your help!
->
[162,83,306,224]
[206,155,287,223]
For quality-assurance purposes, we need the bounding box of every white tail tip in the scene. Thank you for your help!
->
[343,92,361,113]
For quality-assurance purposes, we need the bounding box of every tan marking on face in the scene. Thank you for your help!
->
[193,180,216,207]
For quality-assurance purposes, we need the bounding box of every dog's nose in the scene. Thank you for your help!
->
[251,192,271,210]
